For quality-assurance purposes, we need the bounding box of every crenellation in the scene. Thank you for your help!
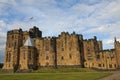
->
[2,26,120,72]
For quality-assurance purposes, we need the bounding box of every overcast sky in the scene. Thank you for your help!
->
[0,0,120,62]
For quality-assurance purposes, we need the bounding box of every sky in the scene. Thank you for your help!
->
[0,0,120,62]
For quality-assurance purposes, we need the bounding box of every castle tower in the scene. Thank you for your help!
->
[114,37,120,68]
[29,26,42,38]
[2,29,23,72]
[83,36,102,68]
[78,34,84,67]
[2,26,42,72]
[19,37,37,71]
[56,32,83,67]
[35,37,56,68]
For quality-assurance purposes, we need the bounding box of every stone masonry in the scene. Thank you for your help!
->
[2,26,120,72]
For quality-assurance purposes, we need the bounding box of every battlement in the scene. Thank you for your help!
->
[103,49,115,52]
[7,28,22,34]
[3,26,120,72]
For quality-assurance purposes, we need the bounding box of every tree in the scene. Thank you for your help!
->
[0,63,3,68]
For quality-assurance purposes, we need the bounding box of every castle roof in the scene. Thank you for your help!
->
[24,37,35,46]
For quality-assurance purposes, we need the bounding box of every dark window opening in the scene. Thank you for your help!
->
[88,48,90,52]
[109,64,112,68]
[61,56,64,60]
[98,64,101,67]
[46,55,49,60]
[62,48,64,51]
[97,55,100,59]
[114,64,116,68]
[6,53,11,62]
[69,54,72,59]
[61,42,64,47]
[15,42,16,47]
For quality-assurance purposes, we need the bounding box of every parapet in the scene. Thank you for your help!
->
[7,28,22,34]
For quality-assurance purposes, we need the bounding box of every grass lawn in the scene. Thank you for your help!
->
[0,72,111,80]
[0,68,112,80]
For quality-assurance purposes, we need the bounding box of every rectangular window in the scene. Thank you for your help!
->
[61,56,64,60]
[61,42,63,47]
[62,48,64,51]
[69,54,72,59]
[97,55,100,59]
[109,64,112,68]
[88,48,90,52]
[98,64,101,67]
[46,55,49,60]
[14,42,16,47]
[114,64,116,68]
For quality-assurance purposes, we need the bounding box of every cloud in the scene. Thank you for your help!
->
[0,20,6,62]
[0,0,120,62]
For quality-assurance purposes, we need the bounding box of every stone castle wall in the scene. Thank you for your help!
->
[2,26,120,72]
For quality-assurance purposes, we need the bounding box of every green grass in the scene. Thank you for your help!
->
[0,72,111,80]
[0,68,112,80]
[33,68,97,73]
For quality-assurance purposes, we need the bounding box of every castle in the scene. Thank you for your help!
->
[2,26,120,72]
